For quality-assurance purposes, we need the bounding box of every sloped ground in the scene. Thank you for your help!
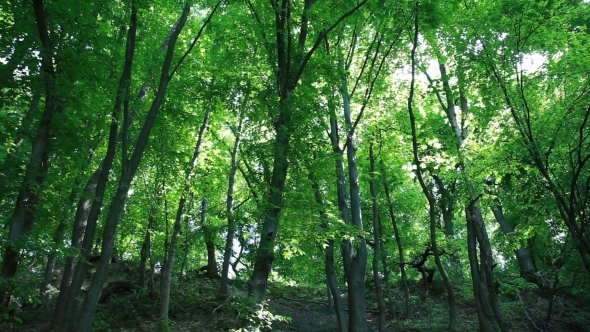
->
[1,276,589,331]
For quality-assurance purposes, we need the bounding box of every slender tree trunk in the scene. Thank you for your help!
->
[334,50,369,331]
[50,170,99,330]
[310,169,347,332]
[369,142,386,332]
[161,105,211,320]
[406,6,456,330]
[161,182,169,290]
[178,199,194,286]
[139,206,155,288]
[219,116,244,299]
[72,3,219,329]
[55,3,140,329]
[381,160,410,318]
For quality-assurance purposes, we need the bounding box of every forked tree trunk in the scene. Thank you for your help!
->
[247,0,367,301]
[55,3,139,329]
[72,3,222,329]
[51,169,100,330]
[467,205,508,332]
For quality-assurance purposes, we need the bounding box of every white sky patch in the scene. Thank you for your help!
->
[520,52,547,73]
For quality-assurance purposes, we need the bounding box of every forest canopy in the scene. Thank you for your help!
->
[1,0,589,331]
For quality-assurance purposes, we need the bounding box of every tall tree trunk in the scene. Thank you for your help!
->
[467,205,509,332]
[380,160,411,318]
[406,6,456,330]
[139,206,155,288]
[219,116,244,299]
[39,185,78,301]
[1,0,57,307]
[178,198,194,286]
[72,2,221,329]
[50,169,99,330]
[310,169,347,332]
[55,3,139,329]
[161,105,211,320]
[335,49,368,331]
[247,0,367,301]
[369,142,386,332]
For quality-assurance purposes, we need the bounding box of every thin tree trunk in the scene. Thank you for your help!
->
[219,116,244,299]
[161,105,211,320]
[161,181,169,290]
[380,160,410,318]
[72,2,220,329]
[178,198,194,286]
[139,206,155,288]
[55,3,139,328]
[406,6,456,330]
[309,169,347,332]
[369,142,386,332]
[335,49,368,331]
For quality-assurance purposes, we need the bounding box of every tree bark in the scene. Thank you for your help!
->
[219,116,244,299]
[247,0,367,301]
[50,169,99,330]
[380,160,411,318]
[73,2,212,329]
[467,205,509,332]
[490,201,540,285]
[406,6,456,330]
[1,0,57,307]
[160,102,211,320]
[139,206,155,288]
[369,142,386,332]
[309,169,347,332]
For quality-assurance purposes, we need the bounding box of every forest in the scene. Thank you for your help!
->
[1,0,590,331]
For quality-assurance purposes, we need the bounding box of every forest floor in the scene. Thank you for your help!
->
[1,272,590,332]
